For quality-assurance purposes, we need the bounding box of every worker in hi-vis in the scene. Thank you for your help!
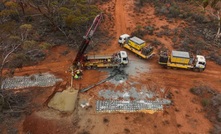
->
[73,69,82,79]
[71,70,79,79]
[74,73,79,79]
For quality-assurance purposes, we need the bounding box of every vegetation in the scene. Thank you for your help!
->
[135,0,221,39]
[190,85,221,133]
[199,0,221,38]
[134,0,221,65]
[201,98,210,107]
[0,0,101,112]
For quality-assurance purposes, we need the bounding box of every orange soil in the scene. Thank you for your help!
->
[4,0,221,134]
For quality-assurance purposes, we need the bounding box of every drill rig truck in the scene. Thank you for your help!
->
[72,13,128,74]
[83,51,128,69]
[118,34,154,59]
[159,50,206,72]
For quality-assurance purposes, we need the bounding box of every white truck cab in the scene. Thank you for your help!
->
[195,55,206,69]
[118,34,130,44]
[118,51,129,65]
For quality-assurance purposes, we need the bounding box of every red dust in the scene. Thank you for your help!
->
[2,0,221,134]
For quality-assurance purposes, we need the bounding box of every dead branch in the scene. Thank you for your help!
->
[215,11,221,38]
[0,43,22,87]
[191,1,221,39]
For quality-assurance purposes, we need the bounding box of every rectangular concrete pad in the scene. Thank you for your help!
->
[48,87,78,112]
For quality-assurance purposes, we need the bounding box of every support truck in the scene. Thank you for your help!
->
[83,51,129,69]
[158,50,206,72]
[118,34,154,59]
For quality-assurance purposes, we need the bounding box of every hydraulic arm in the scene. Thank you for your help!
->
[73,13,103,69]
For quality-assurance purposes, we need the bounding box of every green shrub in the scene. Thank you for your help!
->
[25,16,33,22]
[191,13,206,23]
[201,98,210,107]
[8,53,29,68]
[168,6,180,18]
[40,42,53,50]
[194,38,207,51]
[135,0,148,7]
[131,25,146,38]
[190,86,205,96]
[22,40,37,50]
[172,37,178,43]
[150,38,162,47]
[180,38,191,51]
[145,26,155,35]
[190,87,197,95]
[179,30,186,38]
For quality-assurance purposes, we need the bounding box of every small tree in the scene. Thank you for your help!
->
[19,24,33,41]
[202,0,221,38]
[0,24,33,88]
[24,0,100,42]
[0,36,21,88]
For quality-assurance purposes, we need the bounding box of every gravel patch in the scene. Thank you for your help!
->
[99,86,156,100]
[1,72,62,89]
[124,54,151,75]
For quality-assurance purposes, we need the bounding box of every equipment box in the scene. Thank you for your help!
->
[171,51,190,64]
[128,36,146,50]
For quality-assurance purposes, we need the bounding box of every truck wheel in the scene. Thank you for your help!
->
[172,67,177,70]
[193,68,198,72]
[167,66,171,69]
[114,66,119,69]
[93,66,97,69]
[199,68,203,72]
[87,66,91,70]
[120,64,126,68]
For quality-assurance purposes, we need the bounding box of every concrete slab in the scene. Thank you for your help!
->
[48,87,78,112]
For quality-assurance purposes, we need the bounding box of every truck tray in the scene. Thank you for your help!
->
[87,55,112,60]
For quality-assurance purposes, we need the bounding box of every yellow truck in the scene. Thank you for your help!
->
[159,50,206,72]
[118,34,154,59]
[83,51,129,69]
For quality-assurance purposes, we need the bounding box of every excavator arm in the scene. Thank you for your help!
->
[73,13,103,68]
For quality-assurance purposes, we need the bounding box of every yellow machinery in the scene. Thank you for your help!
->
[128,37,146,51]
[123,44,153,59]
[83,51,129,69]
[170,51,190,64]
[118,34,154,60]
[159,50,206,71]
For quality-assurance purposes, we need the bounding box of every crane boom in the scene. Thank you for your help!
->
[73,13,103,68]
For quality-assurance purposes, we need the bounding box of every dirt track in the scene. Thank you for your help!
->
[8,0,221,133]
[115,0,127,37]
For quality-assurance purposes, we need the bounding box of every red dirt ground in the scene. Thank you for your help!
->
[2,0,221,134]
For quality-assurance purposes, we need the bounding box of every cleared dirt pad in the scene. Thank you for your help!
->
[23,109,76,134]
[1,0,221,134]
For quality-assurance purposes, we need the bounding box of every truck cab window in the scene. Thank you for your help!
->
[199,62,205,65]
